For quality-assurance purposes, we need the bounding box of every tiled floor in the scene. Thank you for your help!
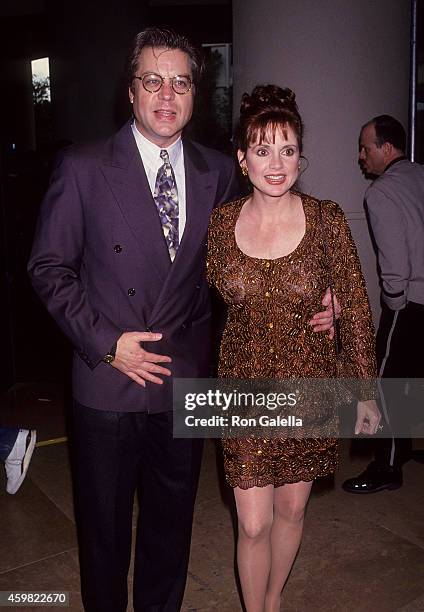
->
[1,384,424,611]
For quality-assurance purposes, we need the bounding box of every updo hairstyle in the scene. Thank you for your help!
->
[235,85,303,154]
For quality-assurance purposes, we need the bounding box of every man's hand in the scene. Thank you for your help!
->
[110,331,172,387]
[309,287,341,338]
[355,399,381,435]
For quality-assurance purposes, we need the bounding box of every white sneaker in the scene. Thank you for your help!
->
[5,429,37,494]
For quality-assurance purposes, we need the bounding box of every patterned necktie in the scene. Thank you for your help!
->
[153,149,179,261]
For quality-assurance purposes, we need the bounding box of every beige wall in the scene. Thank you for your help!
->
[232,0,411,321]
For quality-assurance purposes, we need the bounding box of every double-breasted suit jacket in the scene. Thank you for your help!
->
[28,122,240,412]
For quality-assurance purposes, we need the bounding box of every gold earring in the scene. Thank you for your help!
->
[241,166,248,177]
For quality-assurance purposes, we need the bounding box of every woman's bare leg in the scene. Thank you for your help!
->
[265,481,313,612]
[234,485,274,612]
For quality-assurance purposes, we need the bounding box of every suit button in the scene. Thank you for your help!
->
[181,323,187,330]
[128,288,136,296]
[114,244,122,253]
[195,284,201,290]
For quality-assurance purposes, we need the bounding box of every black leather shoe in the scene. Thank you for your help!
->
[342,461,402,494]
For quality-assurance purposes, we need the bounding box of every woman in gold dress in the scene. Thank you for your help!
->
[207,85,381,612]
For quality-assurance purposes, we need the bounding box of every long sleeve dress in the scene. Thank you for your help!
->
[207,192,377,489]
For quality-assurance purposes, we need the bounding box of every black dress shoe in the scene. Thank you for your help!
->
[342,461,402,494]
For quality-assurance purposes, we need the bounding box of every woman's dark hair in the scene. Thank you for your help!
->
[235,84,303,154]
[127,27,204,86]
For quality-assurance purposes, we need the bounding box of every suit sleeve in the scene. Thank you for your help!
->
[215,159,241,206]
[366,186,409,310]
[28,154,122,369]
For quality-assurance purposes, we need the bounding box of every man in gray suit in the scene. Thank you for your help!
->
[29,27,337,612]
[343,115,424,494]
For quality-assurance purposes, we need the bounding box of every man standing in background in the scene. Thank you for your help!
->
[343,115,424,494]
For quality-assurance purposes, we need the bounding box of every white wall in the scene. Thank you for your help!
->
[233,0,411,322]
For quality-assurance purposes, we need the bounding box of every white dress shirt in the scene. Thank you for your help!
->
[131,122,187,242]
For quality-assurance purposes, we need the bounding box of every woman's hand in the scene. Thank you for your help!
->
[354,399,381,435]
[309,287,341,338]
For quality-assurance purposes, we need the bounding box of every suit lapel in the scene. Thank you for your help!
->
[175,139,218,267]
[100,126,219,323]
[100,123,171,281]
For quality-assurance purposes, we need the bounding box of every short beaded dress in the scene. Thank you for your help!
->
[206,193,376,489]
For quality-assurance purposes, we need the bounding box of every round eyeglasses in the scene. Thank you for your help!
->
[133,73,193,95]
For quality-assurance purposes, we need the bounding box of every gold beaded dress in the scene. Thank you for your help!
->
[206,193,376,489]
